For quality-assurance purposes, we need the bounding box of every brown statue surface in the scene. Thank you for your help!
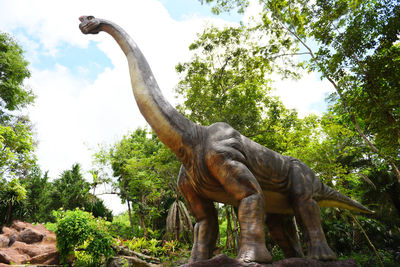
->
[79,16,373,264]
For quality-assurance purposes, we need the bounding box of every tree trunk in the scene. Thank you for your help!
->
[139,213,147,239]
[225,205,234,251]
[5,202,12,225]
[175,200,180,240]
[127,200,135,236]
[231,206,239,253]
[388,183,400,218]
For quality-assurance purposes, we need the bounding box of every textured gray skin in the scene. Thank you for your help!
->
[79,16,373,264]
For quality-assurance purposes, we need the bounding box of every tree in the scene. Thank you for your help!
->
[177,3,400,262]
[175,24,313,153]
[101,128,180,238]
[0,178,27,225]
[199,0,400,212]
[166,199,193,242]
[0,33,33,117]
[55,209,114,266]
[23,165,54,222]
[0,33,35,180]
[176,25,302,137]
[50,164,90,211]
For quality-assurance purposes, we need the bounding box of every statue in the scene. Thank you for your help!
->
[79,16,373,264]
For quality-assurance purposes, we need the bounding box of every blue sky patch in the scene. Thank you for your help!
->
[309,99,329,114]
[160,0,242,22]
[10,27,112,83]
[33,42,112,82]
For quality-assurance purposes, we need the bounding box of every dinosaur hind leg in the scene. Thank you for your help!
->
[289,162,337,261]
[265,213,304,258]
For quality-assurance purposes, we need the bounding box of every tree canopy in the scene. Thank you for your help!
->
[199,0,400,182]
[0,33,36,181]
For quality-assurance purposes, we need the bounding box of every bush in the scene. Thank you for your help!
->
[84,198,113,222]
[108,212,136,239]
[55,209,114,266]
[119,237,190,264]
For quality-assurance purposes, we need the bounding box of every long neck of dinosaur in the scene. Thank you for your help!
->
[99,19,195,155]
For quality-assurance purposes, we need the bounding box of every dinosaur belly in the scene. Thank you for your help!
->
[201,189,239,207]
[201,188,294,214]
[263,191,294,214]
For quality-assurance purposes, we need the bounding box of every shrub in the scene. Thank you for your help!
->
[55,209,114,266]
[84,197,113,222]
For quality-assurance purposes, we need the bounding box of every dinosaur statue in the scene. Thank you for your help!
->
[79,16,373,264]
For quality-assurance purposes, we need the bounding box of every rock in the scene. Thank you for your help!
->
[0,251,11,264]
[13,241,55,257]
[7,234,16,247]
[0,246,30,264]
[272,258,358,267]
[28,250,59,265]
[1,227,15,237]
[11,221,28,231]
[0,236,9,248]
[17,228,44,244]
[0,221,59,265]
[179,254,359,267]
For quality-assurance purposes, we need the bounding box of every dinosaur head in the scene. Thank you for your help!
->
[79,15,101,34]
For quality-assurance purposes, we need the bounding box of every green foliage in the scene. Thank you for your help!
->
[166,200,193,242]
[199,0,248,15]
[321,209,400,266]
[196,1,400,261]
[23,165,54,222]
[55,209,114,266]
[0,178,27,225]
[0,33,33,113]
[121,237,189,262]
[176,25,300,137]
[270,245,285,262]
[93,127,180,238]
[126,237,164,257]
[84,197,113,222]
[50,163,90,211]
[0,32,36,181]
[108,212,136,239]
[201,0,400,185]
[0,120,36,180]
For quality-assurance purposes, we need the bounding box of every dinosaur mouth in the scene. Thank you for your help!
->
[79,16,100,34]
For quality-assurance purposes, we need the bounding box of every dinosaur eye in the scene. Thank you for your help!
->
[87,16,94,20]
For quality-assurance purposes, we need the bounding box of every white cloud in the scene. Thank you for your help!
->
[242,0,334,117]
[0,0,332,214]
[0,0,238,214]
[271,71,334,117]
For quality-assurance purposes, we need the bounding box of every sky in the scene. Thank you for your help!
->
[0,0,333,214]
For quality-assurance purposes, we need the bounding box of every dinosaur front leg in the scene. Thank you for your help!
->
[190,209,218,262]
[265,213,304,258]
[207,156,272,263]
[177,166,218,263]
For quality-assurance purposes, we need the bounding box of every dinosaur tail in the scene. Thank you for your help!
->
[315,183,374,214]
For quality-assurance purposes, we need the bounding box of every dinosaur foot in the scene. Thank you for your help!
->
[188,249,211,263]
[307,242,337,261]
[237,244,272,264]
